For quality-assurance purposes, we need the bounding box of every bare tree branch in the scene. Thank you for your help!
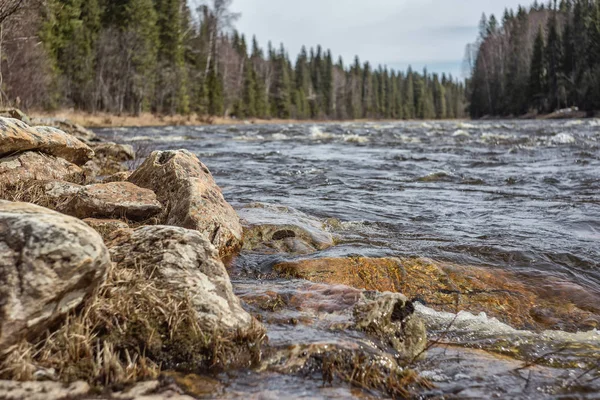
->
[0,0,25,24]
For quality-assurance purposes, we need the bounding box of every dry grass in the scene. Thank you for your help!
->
[0,261,266,386]
[0,180,75,210]
[317,349,433,399]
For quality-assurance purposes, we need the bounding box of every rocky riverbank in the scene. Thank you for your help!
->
[0,111,431,399]
[1,110,599,399]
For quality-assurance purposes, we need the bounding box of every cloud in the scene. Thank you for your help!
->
[231,0,525,78]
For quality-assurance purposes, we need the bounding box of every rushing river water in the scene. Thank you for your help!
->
[98,120,600,399]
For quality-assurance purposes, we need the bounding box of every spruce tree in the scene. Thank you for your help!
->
[529,26,547,112]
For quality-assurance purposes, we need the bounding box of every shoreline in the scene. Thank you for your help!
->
[29,110,598,129]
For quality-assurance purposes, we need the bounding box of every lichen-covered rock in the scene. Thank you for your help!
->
[0,118,94,165]
[83,218,129,241]
[108,225,257,333]
[0,152,85,187]
[63,181,161,221]
[82,142,135,183]
[0,201,110,351]
[353,292,427,361]
[239,203,334,254]
[30,117,97,142]
[128,150,242,258]
[102,171,132,183]
[0,380,90,400]
[92,142,135,162]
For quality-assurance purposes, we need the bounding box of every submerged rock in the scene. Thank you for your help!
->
[239,202,334,254]
[0,118,94,165]
[353,292,427,361]
[128,150,242,258]
[274,256,600,331]
[108,225,258,334]
[0,152,85,187]
[0,201,110,351]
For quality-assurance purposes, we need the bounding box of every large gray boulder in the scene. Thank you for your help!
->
[128,150,242,258]
[108,225,257,333]
[0,201,110,351]
[0,117,94,165]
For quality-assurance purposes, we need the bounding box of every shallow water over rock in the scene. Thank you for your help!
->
[98,120,600,398]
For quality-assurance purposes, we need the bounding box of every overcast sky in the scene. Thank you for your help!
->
[232,0,525,79]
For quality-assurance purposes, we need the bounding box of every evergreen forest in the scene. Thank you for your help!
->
[467,0,600,118]
[0,0,467,120]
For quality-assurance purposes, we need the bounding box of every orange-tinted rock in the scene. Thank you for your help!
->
[0,118,94,165]
[274,256,600,331]
[0,152,84,187]
[128,150,242,258]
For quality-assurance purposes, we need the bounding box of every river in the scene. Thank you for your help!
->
[98,119,600,399]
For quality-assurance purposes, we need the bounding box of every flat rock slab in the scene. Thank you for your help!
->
[65,181,161,221]
[0,117,94,165]
[0,201,110,350]
[0,151,85,187]
[128,150,242,258]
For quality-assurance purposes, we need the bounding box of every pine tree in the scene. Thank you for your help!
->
[545,12,563,111]
[529,26,547,112]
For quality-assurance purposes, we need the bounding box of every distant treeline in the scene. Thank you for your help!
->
[1,0,467,120]
[467,0,600,118]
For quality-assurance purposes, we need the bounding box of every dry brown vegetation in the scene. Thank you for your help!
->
[0,260,266,386]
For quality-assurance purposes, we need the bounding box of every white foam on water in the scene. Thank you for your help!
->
[551,133,576,144]
[452,129,470,137]
[564,120,584,127]
[457,122,477,129]
[420,122,433,129]
[415,303,600,344]
[309,125,334,140]
[272,133,288,140]
[343,134,368,144]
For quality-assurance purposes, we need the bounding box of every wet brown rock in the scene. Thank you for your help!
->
[62,181,161,221]
[274,256,600,331]
[0,380,90,400]
[83,218,130,241]
[0,152,85,187]
[0,118,94,165]
[108,225,259,334]
[353,292,427,361]
[260,342,430,398]
[239,203,334,254]
[128,150,242,258]
[0,201,110,351]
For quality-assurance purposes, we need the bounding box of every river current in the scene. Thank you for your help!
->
[98,120,600,399]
